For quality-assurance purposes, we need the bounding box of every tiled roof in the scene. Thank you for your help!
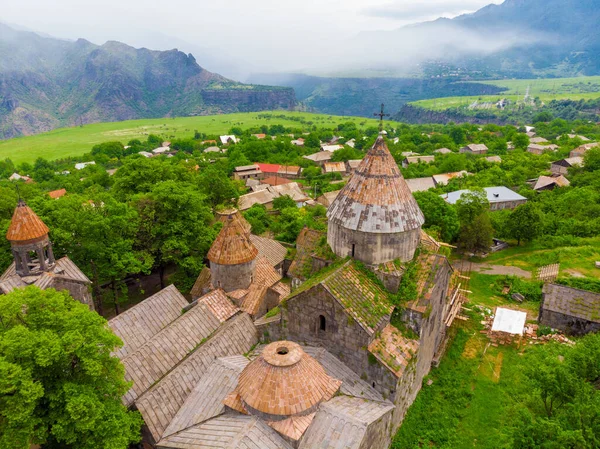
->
[262,176,292,186]
[278,165,301,175]
[317,190,341,207]
[542,284,600,323]
[208,212,258,265]
[298,396,394,449]
[303,152,332,162]
[442,186,527,205]
[255,163,280,173]
[404,156,435,164]
[135,313,258,441]
[198,289,239,323]
[368,324,419,377]
[346,159,362,169]
[54,257,91,283]
[238,190,276,211]
[534,175,570,190]
[323,162,346,173]
[48,188,67,199]
[158,415,293,449]
[405,177,435,192]
[225,341,341,417]
[108,284,189,359]
[216,209,251,236]
[121,300,222,405]
[432,170,469,186]
[327,137,424,234]
[162,356,249,438]
[462,143,488,153]
[6,200,50,242]
[321,262,393,335]
[268,183,309,202]
[190,267,212,298]
[240,257,283,315]
[249,235,287,268]
[434,148,452,154]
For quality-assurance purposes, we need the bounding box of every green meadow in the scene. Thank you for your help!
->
[0,111,382,164]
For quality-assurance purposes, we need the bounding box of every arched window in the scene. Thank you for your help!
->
[319,315,327,331]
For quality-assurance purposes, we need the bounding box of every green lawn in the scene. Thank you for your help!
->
[0,111,382,164]
[411,75,600,111]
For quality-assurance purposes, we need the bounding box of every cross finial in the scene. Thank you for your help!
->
[374,103,390,132]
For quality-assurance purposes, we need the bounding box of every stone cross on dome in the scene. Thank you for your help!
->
[374,103,390,132]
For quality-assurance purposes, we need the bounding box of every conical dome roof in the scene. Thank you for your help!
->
[216,209,251,237]
[232,341,341,417]
[6,200,50,243]
[327,136,424,233]
[207,210,258,265]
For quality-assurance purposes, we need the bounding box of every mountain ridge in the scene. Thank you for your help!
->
[0,23,295,139]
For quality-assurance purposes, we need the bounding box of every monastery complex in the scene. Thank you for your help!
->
[1,135,468,449]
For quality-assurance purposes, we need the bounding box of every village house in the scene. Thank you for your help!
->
[277,165,302,179]
[303,151,332,166]
[320,144,344,152]
[459,143,488,154]
[291,138,305,146]
[138,151,153,158]
[152,146,170,155]
[203,146,223,153]
[570,142,598,157]
[540,284,600,336]
[0,200,93,309]
[8,173,33,182]
[485,156,502,163]
[238,182,309,211]
[233,164,263,181]
[402,155,435,168]
[442,186,527,210]
[533,174,570,191]
[529,136,549,144]
[75,161,96,170]
[551,157,583,175]
[323,161,347,175]
[561,134,590,141]
[48,188,67,199]
[251,133,267,139]
[316,190,341,208]
[238,189,276,210]
[527,143,559,155]
[432,170,470,187]
[434,148,453,155]
[405,177,436,192]
[220,135,239,145]
[261,176,293,187]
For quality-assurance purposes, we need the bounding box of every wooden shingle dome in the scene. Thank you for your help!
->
[6,200,50,244]
[208,211,258,265]
[216,209,251,237]
[226,341,341,418]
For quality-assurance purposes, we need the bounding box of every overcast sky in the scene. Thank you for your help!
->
[2,0,503,77]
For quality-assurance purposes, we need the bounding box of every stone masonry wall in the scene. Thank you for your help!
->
[210,259,255,293]
[327,222,420,265]
[52,278,94,310]
[539,308,600,336]
[359,406,394,449]
[285,285,397,400]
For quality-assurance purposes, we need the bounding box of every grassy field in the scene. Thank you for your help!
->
[411,75,600,111]
[0,111,382,164]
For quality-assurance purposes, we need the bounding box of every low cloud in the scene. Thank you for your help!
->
[363,0,497,21]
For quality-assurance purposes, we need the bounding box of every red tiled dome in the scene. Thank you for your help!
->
[6,201,50,243]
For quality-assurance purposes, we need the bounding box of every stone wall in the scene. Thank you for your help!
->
[255,314,285,342]
[539,308,600,336]
[327,222,420,265]
[285,285,397,400]
[359,406,394,449]
[52,278,94,310]
[210,259,255,292]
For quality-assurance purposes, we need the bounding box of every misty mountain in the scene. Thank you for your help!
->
[369,0,600,76]
[0,23,295,139]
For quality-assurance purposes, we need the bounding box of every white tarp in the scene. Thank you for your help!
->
[491,308,527,335]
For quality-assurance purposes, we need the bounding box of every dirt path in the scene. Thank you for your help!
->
[452,260,532,279]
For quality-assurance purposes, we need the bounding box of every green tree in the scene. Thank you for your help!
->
[450,127,467,145]
[513,133,531,151]
[583,148,600,172]
[456,191,493,252]
[273,195,297,211]
[198,165,239,208]
[508,203,543,245]
[0,287,142,449]
[413,191,460,242]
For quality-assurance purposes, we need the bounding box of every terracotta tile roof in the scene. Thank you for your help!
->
[262,176,293,186]
[542,284,600,323]
[271,281,291,300]
[240,257,283,315]
[321,262,393,335]
[224,341,341,418]
[216,209,251,236]
[323,162,346,173]
[48,188,67,199]
[135,313,258,441]
[368,324,419,377]
[108,284,189,359]
[198,289,239,323]
[255,163,281,173]
[327,137,424,234]
[189,266,212,298]
[208,212,258,265]
[432,170,470,186]
[227,288,249,302]
[241,285,269,316]
[267,413,316,441]
[249,235,287,268]
[6,200,50,243]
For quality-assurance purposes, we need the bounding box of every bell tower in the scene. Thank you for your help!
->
[6,200,55,276]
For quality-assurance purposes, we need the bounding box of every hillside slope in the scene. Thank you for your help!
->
[0,24,295,139]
